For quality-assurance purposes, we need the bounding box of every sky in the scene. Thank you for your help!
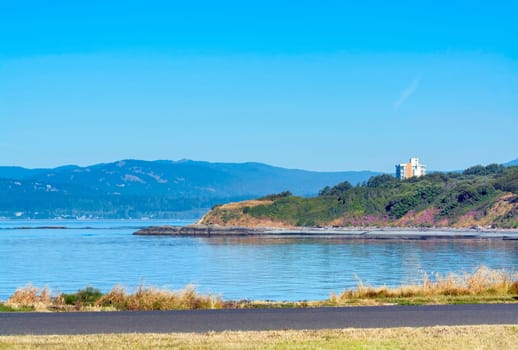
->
[1,1,517,172]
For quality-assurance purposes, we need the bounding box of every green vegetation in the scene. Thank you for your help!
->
[258,191,293,201]
[0,302,33,312]
[494,166,518,193]
[239,165,518,228]
[61,287,103,308]
[247,195,342,226]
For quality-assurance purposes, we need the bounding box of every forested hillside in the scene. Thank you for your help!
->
[200,165,518,229]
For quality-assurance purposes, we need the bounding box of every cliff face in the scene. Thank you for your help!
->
[199,167,518,229]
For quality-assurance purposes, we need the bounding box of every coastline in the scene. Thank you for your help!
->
[133,224,518,240]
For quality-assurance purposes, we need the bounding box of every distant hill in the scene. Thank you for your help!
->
[0,160,378,219]
[200,164,518,229]
[0,166,50,180]
[505,158,518,166]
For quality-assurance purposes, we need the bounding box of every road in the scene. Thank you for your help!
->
[1,304,517,335]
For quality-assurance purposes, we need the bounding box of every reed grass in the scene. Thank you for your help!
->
[6,285,50,311]
[96,285,223,310]
[3,284,222,311]
[330,266,518,305]
[3,266,517,312]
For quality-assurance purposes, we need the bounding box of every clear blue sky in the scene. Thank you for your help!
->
[1,1,517,172]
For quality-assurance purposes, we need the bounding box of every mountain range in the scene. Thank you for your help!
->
[0,159,378,219]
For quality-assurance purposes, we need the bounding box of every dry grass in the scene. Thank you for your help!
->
[6,285,51,311]
[96,285,223,311]
[330,266,518,305]
[1,326,517,349]
[453,193,517,228]
[4,285,222,312]
[215,200,273,210]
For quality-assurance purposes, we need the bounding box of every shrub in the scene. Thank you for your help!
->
[7,285,50,309]
[494,167,518,194]
[61,287,103,306]
[319,181,353,196]
[259,191,293,201]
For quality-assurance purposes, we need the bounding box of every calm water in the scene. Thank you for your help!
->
[0,220,517,301]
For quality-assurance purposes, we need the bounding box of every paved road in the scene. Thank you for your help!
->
[1,304,517,335]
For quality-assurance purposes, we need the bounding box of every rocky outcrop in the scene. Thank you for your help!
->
[134,224,267,236]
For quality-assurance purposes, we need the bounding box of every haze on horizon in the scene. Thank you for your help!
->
[1,1,517,173]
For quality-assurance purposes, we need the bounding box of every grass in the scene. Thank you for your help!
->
[0,303,33,312]
[2,267,517,312]
[95,285,222,311]
[3,284,223,312]
[0,326,517,349]
[248,196,344,227]
[238,266,518,308]
[329,266,518,306]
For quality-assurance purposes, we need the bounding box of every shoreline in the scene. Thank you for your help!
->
[133,224,518,240]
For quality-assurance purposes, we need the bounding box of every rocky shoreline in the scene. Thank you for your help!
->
[133,224,518,240]
[134,225,264,236]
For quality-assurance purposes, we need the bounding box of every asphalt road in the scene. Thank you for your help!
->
[1,304,517,335]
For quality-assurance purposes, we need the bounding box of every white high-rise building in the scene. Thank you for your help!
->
[395,157,426,180]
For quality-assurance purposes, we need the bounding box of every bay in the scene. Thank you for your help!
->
[0,220,517,301]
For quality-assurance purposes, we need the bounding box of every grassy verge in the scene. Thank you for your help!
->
[2,266,517,312]
[0,303,33,312]
[1,326,517,349]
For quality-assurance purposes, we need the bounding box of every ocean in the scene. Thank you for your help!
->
[0,219,516,301]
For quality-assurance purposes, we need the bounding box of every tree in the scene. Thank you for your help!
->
[464,164,504,176]
[367,174,396,188]
[319,181,352,196]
